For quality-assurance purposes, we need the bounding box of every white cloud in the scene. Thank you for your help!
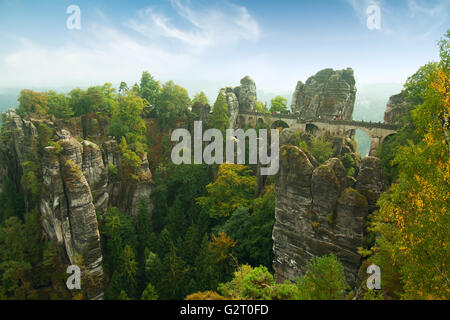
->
[408,0,450,18]
[0,1,261,89]
[124,0,261,52]
[0,25,195,88]
[347,0,450,37]
[407,0,450,38]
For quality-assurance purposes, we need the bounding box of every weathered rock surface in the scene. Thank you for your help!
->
[40,136,104,299]
[273,142,383,287]
[235,76,257,111]
[220,87,240,129]
[355,156,385,212]
[221,75,257,128]
[82,140,109,212]
[0,111,154,299]
[102,138,153,221]
[291,68,357,120]
[384,91,412,125]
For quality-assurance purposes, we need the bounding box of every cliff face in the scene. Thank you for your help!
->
[291,68,357,120]
[384,91,412,125]
[221,75,257,128]
[41,140,104,299]
[273,143,384,287]
[0,110,154,299]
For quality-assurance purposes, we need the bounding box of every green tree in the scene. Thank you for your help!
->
[136,199,156,258]
[255,101,268,113]
[297,254,349,300]
[197,164,257,219]
[141,283,159,300]
[119,81,129,95]
[69,88,92,116]
[101,208,137,276]
[119,245,138,298]
[160,242,186,299]
[144,251,164,292]
[270,96,288,114]
[0,179,25,224]
[309,136,333,164]
[370,33,450,300]
[17,89,48,116]
[109,95,146,140]
[154,81,191,128]
[192,91,210,105]
[46,91,73,118]
[404,62,439,105]
[210,93,229,132]
[140,71,160,107]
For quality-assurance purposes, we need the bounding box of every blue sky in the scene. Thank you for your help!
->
[0,0,448,96]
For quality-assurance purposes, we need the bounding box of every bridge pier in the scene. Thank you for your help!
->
[369,137,382,156]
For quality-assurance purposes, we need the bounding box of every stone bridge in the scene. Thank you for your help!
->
[238,111,398,155]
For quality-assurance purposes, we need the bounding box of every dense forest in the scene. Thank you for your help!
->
[0,31,448,300]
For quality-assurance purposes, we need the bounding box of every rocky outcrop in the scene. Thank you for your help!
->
[355,157,385,213]
[0,111,154,299]
[220,87,240,129]
[291,68,357,120]
[82,140,109,212]
[235,76,257,111]
[384,91,412,125]
[279,128,358,159]
[273,141,384,287]
[40,136,104,299]
[221,75,257,128]
[102,138,153,221]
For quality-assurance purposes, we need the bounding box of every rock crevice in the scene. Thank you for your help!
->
[273,143,384,287]
[291,68,357,120]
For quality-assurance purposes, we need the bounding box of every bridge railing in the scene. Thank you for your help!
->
[239,110,299,119]
[238,111,398,130]
[309,118,398,130]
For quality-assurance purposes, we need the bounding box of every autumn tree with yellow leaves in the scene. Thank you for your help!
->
[369,31,449,300]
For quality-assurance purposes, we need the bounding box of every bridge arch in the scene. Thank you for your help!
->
[257,117,266,128]
[271,120,290,130]
[236,110,398,156]
[355,129,371,157]
[381,133,396,145]
[305,123,319,136]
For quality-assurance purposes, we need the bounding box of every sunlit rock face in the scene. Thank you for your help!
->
[1,111,154,299]
[220,87,240,129]
[384,92,412,125]
[102,138,153,222]
[273,142,384,287]
[221,75,257,128]
[40,136,104,299]
[291,68,357,120]
[235,75,257,112]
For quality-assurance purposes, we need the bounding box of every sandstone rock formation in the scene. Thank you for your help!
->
[220,87,240,129]
[102,138,153,221]
[384,91,412,125]
[279,128,359,159]
[221,75,257,128]
[291,68,357,120]
[0,111,154,299]
[235,75,257,111]
[273,141,384,287]
[355,156,385,213]
[40,136,104,299]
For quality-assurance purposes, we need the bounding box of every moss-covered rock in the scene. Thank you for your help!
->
[338,187,368,207]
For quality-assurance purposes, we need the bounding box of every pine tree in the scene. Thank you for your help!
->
[210,92,229,132]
